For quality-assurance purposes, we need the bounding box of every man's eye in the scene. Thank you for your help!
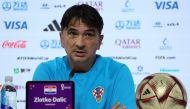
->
[68,31,77,36]
[84,33,96,37]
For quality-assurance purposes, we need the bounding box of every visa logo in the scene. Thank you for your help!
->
[155,1,178,10]
[4,21,28,29]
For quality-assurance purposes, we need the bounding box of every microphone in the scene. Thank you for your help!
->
[68,69,75,80]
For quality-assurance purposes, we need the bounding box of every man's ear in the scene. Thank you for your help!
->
[97,34,104,50]
[59,32,62,39]
[60,32,64,48]
[100,35,104,43]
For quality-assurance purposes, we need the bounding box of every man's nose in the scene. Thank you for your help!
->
[75,36,85,49]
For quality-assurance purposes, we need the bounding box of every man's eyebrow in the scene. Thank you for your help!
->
[85,29,97,33]
[67,28,77,31]
[67,28,97,33]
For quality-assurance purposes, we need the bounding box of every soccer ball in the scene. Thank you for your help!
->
[136,73,187,109]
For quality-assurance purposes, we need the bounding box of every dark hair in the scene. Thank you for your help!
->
[60,4,103,34]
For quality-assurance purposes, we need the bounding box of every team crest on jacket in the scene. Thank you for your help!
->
[92,86,104,103]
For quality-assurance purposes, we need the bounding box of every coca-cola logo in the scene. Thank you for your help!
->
[2,40,27,48]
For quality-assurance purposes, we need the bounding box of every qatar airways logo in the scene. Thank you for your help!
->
[115,38,141,49]
[77,1,103,11]
[1,40,27,48]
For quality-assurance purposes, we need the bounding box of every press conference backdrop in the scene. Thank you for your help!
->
[0,0,189,108]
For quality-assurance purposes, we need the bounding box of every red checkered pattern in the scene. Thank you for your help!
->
[99,88,104,96]
[92,88,104,98]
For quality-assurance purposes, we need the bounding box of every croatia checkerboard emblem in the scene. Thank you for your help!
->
[92,86,104,103]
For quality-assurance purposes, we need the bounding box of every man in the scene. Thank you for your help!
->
[33,4,137,109]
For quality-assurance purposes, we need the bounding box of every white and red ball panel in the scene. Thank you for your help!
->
[136,73,187,109]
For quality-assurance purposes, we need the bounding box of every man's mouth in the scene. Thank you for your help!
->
[74,50,86,57]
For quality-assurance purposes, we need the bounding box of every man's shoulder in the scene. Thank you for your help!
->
[38,56,66,69]
[96,55,129,76]
[97,55,125,67]
[33,56,67,80]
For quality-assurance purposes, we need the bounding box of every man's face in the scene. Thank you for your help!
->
[60,19,103,67]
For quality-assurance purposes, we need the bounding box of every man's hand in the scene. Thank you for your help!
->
[111,102,126,109]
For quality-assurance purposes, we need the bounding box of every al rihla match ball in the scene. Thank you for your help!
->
[136,73,187,109]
